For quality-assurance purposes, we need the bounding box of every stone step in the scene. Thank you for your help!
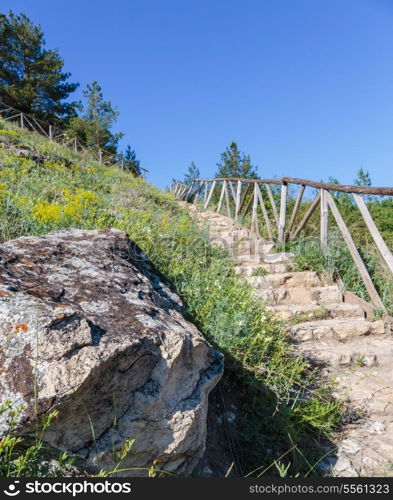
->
[234,252,294,266]
[234,261,295,276]
[334,369,393,421]
[254,285,343,306]
[267,303,365,322]
[247,271,322,289]
[229,240,276,256]
[209,229,254,240]
[296,336,393,369]
[287,318,387,342]
[278,285,343,306]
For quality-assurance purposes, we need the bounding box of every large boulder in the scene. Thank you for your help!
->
[0,228,223,475]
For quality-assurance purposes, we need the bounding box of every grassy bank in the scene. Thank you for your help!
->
[0,119,342,476]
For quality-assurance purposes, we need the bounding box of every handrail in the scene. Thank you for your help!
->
[171,176,393,311]
[0,100,148,174]
[193,177,393,196]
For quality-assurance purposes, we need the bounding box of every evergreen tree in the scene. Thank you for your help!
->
[183,161,200,185]
[215,141,258,179]
[67,81,123,154]
[354,167,372,187]
[353,167,372,202]
[0,11,78,123]
[122,145,141,176]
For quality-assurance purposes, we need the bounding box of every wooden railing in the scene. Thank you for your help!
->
[171,177,393,311]
[0,100,148,174]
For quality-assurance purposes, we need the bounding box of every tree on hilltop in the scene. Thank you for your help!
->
[122,145,142,176]
[0,11,78,123]
[67,81,123,154]
[354,167,372,187]
[215,141,258,179]
[183,161,200,185]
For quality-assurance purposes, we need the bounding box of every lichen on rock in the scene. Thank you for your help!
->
[0,228,223,475]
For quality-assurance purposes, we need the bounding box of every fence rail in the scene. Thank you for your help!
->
[171,176,393,311]
[0,100,148,175]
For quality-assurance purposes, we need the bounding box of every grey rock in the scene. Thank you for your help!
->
[0,228,223,475]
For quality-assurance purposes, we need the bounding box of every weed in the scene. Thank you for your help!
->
[355,355,367,368]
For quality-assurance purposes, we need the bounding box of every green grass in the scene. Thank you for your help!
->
[0,118,343,477]
[281,232,393,315]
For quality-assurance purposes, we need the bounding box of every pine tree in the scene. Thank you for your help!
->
[123,145,141,176]
[183,162,200,185]
[0,11,78,123]
[215,141,258,179]
[67,81,123,154]
[354,167,372,187]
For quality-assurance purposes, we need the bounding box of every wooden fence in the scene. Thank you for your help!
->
[171,177,393,311]
[0,100,148,175]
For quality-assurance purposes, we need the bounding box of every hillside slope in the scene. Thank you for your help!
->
[0,119,342,476]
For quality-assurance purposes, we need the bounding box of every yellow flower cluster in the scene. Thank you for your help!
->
[62,188,99,220]
[30,188,99,225]
[32,202,62,223]
[43,161,62,171]
[0,183,7,201]
[69,163,82,171]
[0,129,20,137]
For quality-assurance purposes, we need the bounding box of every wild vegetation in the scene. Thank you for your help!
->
[280,184,393,315]
[0,119,343,477]
[0,10,141,173]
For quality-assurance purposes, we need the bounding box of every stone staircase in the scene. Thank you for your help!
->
[187,204,393,477]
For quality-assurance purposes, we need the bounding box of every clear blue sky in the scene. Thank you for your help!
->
[3,0,393,188]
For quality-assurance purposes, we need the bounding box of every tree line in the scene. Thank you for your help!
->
[0,11,142,175]
[181,141,373,192]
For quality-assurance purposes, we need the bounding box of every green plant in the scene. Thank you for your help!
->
[355,355,367,368]
[0,401,73,477]
[285,234,393,315]
[252,267,268,277]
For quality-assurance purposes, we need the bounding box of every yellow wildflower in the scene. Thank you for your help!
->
[32,202,62,223]
[0,129,20,137]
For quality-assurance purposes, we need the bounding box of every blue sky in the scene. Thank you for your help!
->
[3,0,393,188]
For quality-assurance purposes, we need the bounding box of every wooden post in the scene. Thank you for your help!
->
[278,183,287,243]
[353,193,393,277]
[251,183,260,235]
[255,183,273,239]
[292,193,321,239]
[204,180,216,209]
[193,182,203,205]
[228,181,236,203]
[49,125,53,139]
[186,181,195,202]
[235,180,242,221]
[239,183,252,215]
[265,183,279,227]
[286,184,305,239]
[99,148,103,163]
[216,181,226,213]
[180,184,188,199]
[320,188,329,251]
[224,181,231,217]
[204,181,208,205]
[20,114,24,129]
[325,191,385,310]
